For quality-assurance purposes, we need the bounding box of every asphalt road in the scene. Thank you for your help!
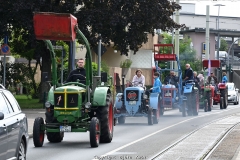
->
[26,104,240,160]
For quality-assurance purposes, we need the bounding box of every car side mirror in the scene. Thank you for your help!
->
[236,88,239,92]
[0,112,4,120]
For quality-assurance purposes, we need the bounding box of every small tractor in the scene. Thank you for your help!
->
[153,44,199,117]
[114,78,160,125]
[32,13,114,148]
[202,60,228,109]
[198,60,216,112]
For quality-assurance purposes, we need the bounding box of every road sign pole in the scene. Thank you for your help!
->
[3,54,6,87]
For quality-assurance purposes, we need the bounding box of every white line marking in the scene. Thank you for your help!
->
[97,106,239,159]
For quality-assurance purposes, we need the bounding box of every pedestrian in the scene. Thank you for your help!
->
[222,72,228,83]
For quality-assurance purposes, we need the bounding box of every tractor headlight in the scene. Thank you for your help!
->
[45,101,51,108]
[85,102,91,109]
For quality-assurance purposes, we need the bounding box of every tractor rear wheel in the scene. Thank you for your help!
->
[192,88,199,116]
[33,117,45,147]
[186,94,193,116]
[46,132,64,143]
[204,99,208,112]
[220,97,224,109]
[97,93,114,143]
[148,108,153,125]
[220,89,228,109]
[90,117,100,147]
[153,109,159,124]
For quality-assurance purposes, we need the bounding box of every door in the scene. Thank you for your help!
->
[3,91,21,159]
[0,93,10,160]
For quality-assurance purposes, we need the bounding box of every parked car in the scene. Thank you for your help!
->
[0,84,29,160]
[227,82,239,105]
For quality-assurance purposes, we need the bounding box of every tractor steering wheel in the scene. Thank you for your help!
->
[131,81,143,87]
[62,82,86,88]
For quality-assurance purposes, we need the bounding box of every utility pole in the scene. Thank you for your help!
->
[174,0,180,76]
[205,5,210,60]
[214,4,225,80]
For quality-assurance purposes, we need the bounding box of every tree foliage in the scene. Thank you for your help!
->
[220,38,228,51]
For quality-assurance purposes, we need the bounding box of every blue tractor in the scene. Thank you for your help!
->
[114,80,160,125]
[153,44,199,117]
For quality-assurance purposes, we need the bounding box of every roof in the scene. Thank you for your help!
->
[180,28,240,37]
[177,12,240,20]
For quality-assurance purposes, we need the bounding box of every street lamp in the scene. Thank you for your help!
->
[214,4,225,80]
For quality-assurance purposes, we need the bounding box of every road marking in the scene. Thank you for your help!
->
[98,106,239,158]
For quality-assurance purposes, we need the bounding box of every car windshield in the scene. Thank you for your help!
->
[228,85,234,91]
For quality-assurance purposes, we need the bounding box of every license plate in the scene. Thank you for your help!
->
[128,101,136,105]
[60,126,71,132]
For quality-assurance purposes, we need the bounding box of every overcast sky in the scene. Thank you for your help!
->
[180,0,240,17]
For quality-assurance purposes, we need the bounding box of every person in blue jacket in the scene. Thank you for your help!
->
[150,72,162,93]
[222,72,228,83]
[146,72,162,98]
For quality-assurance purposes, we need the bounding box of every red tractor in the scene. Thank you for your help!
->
[203,60,228,109]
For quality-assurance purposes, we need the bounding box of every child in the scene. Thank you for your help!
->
[150,72,162,93]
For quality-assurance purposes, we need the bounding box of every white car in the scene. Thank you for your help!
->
[227,83,239,105]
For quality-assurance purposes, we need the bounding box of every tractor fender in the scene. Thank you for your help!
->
[114,93,123,109]
[149,92,160,110]
[93,87,110,106]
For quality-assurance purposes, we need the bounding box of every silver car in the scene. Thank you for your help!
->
[227,82,239,105]
[0,85,29,160]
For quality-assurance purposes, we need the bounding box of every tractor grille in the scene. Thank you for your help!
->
[67,94,78,107]
[126,90,139,101]
[54,93,78,108]
[54,93,64,107]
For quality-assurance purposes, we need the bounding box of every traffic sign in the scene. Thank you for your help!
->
[1,44,10,55]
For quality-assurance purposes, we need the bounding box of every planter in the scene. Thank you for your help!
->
[122,68,129,76]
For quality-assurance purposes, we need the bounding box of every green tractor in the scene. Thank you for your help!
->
[32,13,114,148]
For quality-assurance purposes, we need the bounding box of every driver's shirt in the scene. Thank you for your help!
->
[66,67,86,84]
[210,77,215,85]
[132,75,145,87]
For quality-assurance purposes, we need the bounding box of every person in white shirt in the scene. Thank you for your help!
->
[132,69,145,87]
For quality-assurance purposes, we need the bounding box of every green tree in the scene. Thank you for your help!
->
[75,0,184,55]
[220,38,228,51]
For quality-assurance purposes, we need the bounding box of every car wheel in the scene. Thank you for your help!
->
[17,139,26,160]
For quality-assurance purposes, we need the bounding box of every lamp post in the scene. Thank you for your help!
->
[214,4,225,80]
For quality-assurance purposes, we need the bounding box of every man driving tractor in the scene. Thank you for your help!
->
[132,69,145,87]
[207,72,218,94]
[164,71,178,88]
[65,58,86,84]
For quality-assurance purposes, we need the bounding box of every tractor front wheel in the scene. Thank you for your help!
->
[97,94,114,143]
[153,109,159,124]
[33,117,45,147]
[90,117,100,147]
[46,132,64,143]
